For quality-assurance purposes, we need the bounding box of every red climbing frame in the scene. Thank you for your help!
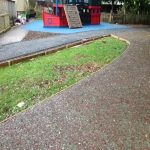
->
[42,4,101,27]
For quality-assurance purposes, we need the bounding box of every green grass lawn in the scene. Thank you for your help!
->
[0,37,127,121]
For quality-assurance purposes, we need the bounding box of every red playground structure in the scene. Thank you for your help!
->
[42,0,101,28]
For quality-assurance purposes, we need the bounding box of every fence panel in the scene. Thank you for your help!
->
[0,16,5,32]
[101,13,110,22]
[101,13,150,24]
[8,1,17,26]
[0,0,10,34]
[0,0,8,14]
[112,15,124,24]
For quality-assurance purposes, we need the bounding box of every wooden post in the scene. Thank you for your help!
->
[3,15,6,30]
[56,0,58,16]
[109,10,112,23]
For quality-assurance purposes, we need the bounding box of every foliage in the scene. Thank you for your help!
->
[35,5,42,19]
[102,0,115,14]
[24,0,29,13]
[102,0,150,14]
[122,0,150,14]
[28,0,36,8]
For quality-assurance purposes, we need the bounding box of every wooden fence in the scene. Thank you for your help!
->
[0,0,17,34]
[8,0,17,26]
[0,0,10,34]
[101,12,150,24]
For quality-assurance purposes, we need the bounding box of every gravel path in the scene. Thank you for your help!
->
[0,28,150,149]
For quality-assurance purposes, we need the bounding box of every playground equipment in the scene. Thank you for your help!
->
[42,0,101,28]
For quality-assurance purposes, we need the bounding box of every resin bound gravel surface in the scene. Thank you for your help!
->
[0,28,150,149]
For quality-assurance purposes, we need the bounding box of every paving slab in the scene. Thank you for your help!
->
[0,28,150,149]
[0,26,28,46]
[0,18,36,46]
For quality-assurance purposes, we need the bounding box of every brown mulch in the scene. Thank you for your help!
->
[22,31,61,41]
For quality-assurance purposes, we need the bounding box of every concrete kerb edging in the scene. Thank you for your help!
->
[0,34,130,67]
[0,35,130,124]
[110,34,130,45]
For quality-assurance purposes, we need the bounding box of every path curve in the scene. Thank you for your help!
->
[0,28,150,149]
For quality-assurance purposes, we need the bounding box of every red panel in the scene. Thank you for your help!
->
[43,12,60,26]
[89,6,101,24]
[60,17,68,26]
[53,7,64,17]
[91,16,100,24]
[53,4,63,7]
[42,7,68,26]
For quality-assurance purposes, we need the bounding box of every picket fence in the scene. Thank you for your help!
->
[101,12,150,24]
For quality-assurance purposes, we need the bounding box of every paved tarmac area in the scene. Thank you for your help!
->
[0,28,115,62]
[0,28,150,149]
[0,18,35,46]
[0,26,28,46]
[0,28,146,62]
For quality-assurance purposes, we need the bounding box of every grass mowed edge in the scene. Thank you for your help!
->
[0,37,128,121]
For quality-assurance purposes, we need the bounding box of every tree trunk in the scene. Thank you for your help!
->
[111,0,114,23]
